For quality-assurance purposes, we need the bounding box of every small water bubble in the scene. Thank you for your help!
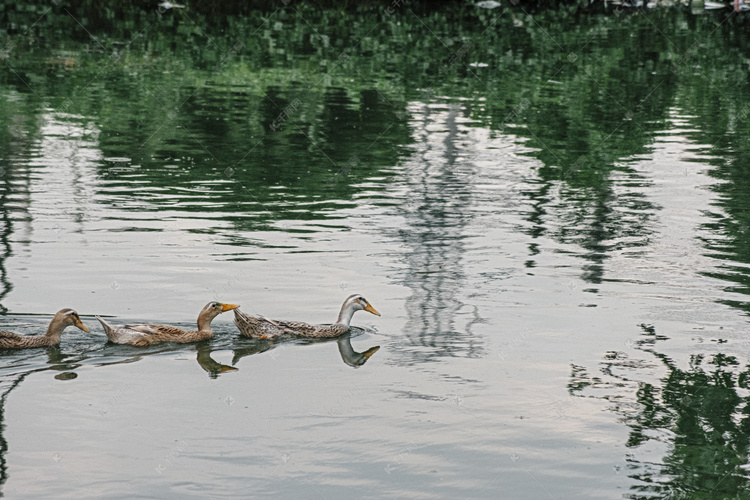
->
[52,453,62,463]
[281,453,291,463]
[225,396,235,406]
[224,167,234,177]
[567,52,578,63]
[110,281,121,291]
[510,453,520,463]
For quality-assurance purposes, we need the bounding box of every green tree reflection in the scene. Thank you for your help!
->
[571,324,750,499]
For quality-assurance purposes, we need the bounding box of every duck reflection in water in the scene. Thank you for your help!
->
[196,343,238,379]
[337,332,380,367]
[199,330,380,377]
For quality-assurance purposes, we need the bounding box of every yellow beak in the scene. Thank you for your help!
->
[221,303,240,312]
[76,319,90,333]
[364,303,381,316]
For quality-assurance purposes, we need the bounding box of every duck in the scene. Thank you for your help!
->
[233,294,380,340]
[0,309,89,349]
[95,301,239,347]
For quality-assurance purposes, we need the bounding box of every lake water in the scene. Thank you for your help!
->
[1,2,750,498]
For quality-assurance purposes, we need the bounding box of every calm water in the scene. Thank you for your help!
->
[1,2,750,498]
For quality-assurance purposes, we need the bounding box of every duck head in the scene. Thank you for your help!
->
[336,294,380,325]
[197,302,240,330]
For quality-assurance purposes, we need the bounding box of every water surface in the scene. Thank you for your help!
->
[1,3,750,498]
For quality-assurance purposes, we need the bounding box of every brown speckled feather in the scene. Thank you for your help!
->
[272,320,349,338]
[233,310,349,340]
[0,331,22,341]
[0,330,55,349]
[124,323,212,341]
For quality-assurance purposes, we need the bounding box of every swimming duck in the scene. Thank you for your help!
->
[233,294,380,340]
[0,309,89,349]
[96,302,239,347]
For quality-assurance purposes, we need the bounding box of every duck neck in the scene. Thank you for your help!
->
[336,304,356,326]
[197,313,217,332]
[44,318,66,343]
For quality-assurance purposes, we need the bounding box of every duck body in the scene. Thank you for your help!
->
[95,318,146,347]
[0,309,89,349]
[234,294,380,340]
[96,302,238,347]
[233,314,350,340]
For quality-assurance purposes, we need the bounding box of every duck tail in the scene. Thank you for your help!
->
[95,316,116,341]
